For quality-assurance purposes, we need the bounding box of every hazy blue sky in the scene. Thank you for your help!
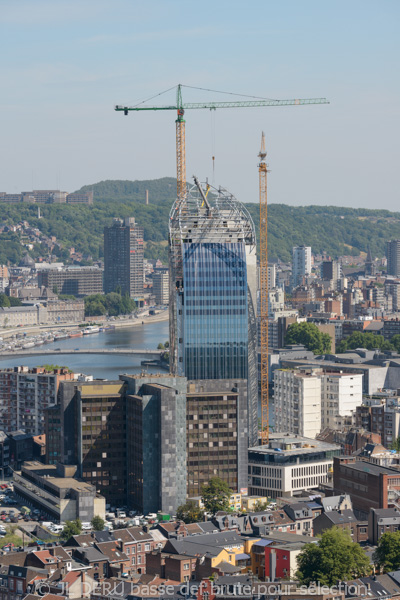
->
[1,0,399,209]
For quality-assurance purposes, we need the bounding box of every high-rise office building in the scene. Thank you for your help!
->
[292,246,312,287]
[387,240,400,277]
[169,179,258,445]
[104,217,144,297]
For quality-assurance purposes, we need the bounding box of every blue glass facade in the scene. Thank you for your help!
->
[182,242,249,380]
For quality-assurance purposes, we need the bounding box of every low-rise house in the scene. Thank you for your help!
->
[283,503,314,535]
[368,508,400,544]
[93,542,129,577]
[313,510,368,543]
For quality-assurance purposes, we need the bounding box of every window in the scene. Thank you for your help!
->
[137,556,142,565]
[145,544,150,551]
[9,581,14,591]
[138,544,141,552]
[183,563,189,570]
[126,547,130,555]
[131,557,135,565]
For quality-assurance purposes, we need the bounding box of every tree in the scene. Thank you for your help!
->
[296,527,370,585]
[201,477,231,515]
[252,501,269,512]
[285,322,331,355]
[337,331,395,354]
[391,334,400,354]
[373,531,400,572]
[391,437,400,452]
[176,500,204,524]
[91,515,105,531]
[60,519,82,540]
[157,343,165,350]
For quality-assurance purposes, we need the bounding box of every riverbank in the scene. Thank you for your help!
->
[0,310,169,340]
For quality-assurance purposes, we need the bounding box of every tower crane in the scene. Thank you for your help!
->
[258,133,269,444]
[115,84,329,444]
[115,84,328,208]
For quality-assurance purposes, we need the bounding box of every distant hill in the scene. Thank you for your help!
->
[77,178,177,206]
[0,177,398,265]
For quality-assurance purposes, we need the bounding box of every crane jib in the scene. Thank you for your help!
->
[115,98,329,112]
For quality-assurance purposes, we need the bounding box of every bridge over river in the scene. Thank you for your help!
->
[0,348,162,358]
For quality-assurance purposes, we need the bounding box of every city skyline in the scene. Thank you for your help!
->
[1,1,399,211]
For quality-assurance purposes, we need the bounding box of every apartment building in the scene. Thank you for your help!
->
[248,434,340,499]
[104,217,144,297]
[274,369,321,438]
[387,240,400,277]
[152,270,169,305]
[0,366,76,435]
[321,372,363,429]
[292,246,312,287]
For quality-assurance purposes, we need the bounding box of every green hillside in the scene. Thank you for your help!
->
[0,177,399,265]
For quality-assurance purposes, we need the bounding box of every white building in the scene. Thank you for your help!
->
[153,270,169,305]
[268,264,276,290]
[321,372,363,429]
[292,246,312,287]
[274,368,363,436]
[268,288,285,318]
[248,434,340,499]
[274,369,321,438]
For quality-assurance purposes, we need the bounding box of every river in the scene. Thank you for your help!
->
[0,320,170,380]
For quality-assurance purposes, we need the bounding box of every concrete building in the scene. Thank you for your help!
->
[104,217,144,298]
[268,264,276,290]
[321,372,363,430]
[38,267,103,296]
[122,374,187,515]
[274,369,322,438]
[248,434,340,499]
[292,246,312,288]
[48,374,249,515]
[268,289,285,318]
[13,462,105,522]
[0,190,93,204]
[185,379,248,498]
[152,270,169,305]
[0,366,76,435]
[387,240,400,277]
[169,179,258,446]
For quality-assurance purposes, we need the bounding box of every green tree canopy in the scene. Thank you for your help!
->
[201,477,231,515]
[91,515,105,531]
[285,322,331,355]
[373,531,400,572]
[60,519,82,540]
[176,500,204,524]
[336,331,395,353]
[84,292,136,317]
[296,527,370,585]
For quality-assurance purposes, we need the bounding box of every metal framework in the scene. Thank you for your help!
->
[259,133,269,445]
[115,84,329,214]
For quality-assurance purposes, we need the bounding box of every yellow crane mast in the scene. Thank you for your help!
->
[258,133,269,444]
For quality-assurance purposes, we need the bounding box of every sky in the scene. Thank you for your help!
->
[1,0,399,210]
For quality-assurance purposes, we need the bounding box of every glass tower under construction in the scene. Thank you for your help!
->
[169,179,258,445]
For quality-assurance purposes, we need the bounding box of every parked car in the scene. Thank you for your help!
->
[81,522,92,530]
